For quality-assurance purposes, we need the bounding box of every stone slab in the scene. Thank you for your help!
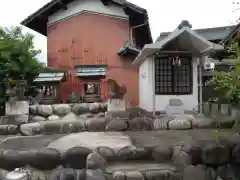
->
[105,161,176,173]
[5,101,29,115]
[47,132,132,154]
[166,105,184,116]
[107,99,126,111]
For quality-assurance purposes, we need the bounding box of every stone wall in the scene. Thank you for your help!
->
[203,102,239,119]
[0,103,238,136]
[0,133,240,180]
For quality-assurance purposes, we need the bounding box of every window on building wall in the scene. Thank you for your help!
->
[84,82,100,95]
[155,56,193,95]
[40,85,57,98]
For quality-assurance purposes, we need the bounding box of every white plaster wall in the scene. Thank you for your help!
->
[48,0,128,24]
[139,57,199,112]
[139,57,153,111]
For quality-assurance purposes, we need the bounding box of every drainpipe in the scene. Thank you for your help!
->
[152,55,156,116]
[130,23,148,45]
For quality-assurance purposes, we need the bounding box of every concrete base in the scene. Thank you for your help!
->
[5,101,29,115]
[107,99,126,111]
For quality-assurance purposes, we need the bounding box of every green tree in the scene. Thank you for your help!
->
[0,26,43,104]
[210,40,240,105]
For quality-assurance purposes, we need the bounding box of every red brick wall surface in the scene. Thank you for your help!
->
[47,12,139,105]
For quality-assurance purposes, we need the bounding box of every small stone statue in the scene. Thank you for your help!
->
[107,79,127,100]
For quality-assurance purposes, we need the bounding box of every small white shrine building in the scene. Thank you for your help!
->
[133,21,224,114]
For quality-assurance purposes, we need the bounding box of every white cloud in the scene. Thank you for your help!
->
[0,0,238,63]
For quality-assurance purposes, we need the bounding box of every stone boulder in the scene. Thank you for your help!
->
[86,152,106,169]
[89,103,101,114]
[0,150,25,169]
[49,168,78,180]
[125,171,144,180]
[32,116,46,122]
[79,113,94,119]
[48,115,60,121]
[0,125,19,135]
[60,113,77,121]
[86,169,105,180]
[172,149,192,170]
[154,116,174,130]
[85,118,106,131]
[71,103,89,115]
[117,146,148,160]
[37,105,53,117]
[105,111,130,121]
[105,120,128,131]
[24,148,61,169]
[126,107,153,119]
[53,104,71,117]
[61,147,92,169]
[201,143,230,165]
[96,146,116,162]
[128,117,153,131]
[183,165,208,180]
[20,123,42,136]
[152,146,173,162]
[169,115,193,130]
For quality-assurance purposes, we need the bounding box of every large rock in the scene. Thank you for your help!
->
[105,120,127,131]
[48,115,60,121]
[191,116,213,129]
[153,116,174,130]
[85,118,106,131]
[169,115,192,130]
[61,147,92,169]
[172,150,192,170]
[49,168,77,180]
[0,125,18,135]
[183,165,209,180]
[60,113,77,121]
[20,123,42,136]
[105,111,130,121]
[152,146,172,162]
[89,103,101,114]
[37,105,53,117]
[86,169,105,180]
[15,114,29,124]
[145,170,177,180]
[125,171,144,180]
[113,171,125,180]
[117,146,148,160]
[53,104,71,117]
[71,103,89,115]
[128,117,153,131]
[201,143,230,165]
[87,152,106,169]
[96,146,116,162]
[32,116,46,122]
[0,150,25,169]
[127,107,153,119]
[24,148,61,169]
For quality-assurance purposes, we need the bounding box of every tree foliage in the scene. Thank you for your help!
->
[210,40,240,105]
[0,26,43,104]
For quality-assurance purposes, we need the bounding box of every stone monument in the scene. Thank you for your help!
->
[5,76,29,124]
[106,79,127,111]
[166,98,184,116]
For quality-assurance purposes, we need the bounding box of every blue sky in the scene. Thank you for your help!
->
[0,0,239,63]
